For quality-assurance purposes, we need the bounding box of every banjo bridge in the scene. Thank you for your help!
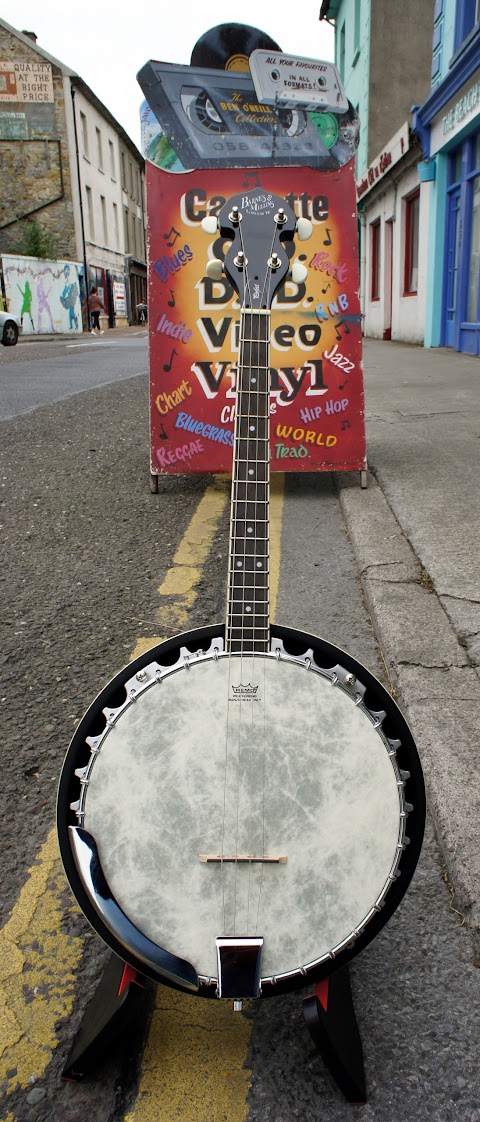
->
[199,854,287,864]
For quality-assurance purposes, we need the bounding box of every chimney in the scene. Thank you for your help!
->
[22,31,38,42]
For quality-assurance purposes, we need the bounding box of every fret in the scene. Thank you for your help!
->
[229,624,270,637]
[234,467,269,485]
[239,335,269,343]
[229,574,270,592]
[235,442,269,466]
[240,338,268,358]
[241,312,270,328]
[228,646,270,655]
[230,562,268,575]
[229,554,268,571]
[231,519,269,532]
[235,387,270,395]
[231,523,268,536]
[231,500,268,518]
[232,542,267,560]
[237,417,269,439]
[228,598,270,612]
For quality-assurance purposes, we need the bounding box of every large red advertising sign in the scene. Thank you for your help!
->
[147,162,365,475]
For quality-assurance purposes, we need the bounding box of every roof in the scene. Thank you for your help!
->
[0,17,143,162]
[319,2,341,18]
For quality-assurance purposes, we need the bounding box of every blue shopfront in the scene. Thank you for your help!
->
[414,62,480,354]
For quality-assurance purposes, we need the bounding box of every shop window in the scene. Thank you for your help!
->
[371,218,380,300]
[467,176,480,320]
[454,0,480,50]
[450,148,463,184]
[404,190,419,295]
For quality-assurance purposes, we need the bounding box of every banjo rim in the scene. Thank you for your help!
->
[57,622,426,998]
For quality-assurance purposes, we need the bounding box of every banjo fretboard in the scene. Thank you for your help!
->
[226,310,270,654]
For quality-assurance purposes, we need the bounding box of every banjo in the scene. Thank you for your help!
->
[57,191,425,1002]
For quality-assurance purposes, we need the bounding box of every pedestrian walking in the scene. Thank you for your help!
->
[88,288,104,334]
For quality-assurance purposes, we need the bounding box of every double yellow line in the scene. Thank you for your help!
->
[1,474,285,1122]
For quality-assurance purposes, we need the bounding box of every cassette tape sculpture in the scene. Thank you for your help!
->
[57,24,425,1102]
[138,23,367,482]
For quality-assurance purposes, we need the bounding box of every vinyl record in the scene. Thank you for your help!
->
[191,23,281,71]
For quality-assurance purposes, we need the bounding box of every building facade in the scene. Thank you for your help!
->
[0,19,146,330]
[357,123,429,343]
[413,0,480,353]
[320,1,435,344]
[320,0,433,176]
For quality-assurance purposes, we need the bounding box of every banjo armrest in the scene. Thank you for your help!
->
[69,826,199,993]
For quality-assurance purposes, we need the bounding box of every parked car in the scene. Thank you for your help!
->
[0,310,22,346]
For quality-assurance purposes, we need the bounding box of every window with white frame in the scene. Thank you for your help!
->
[404,190,420,295]
[101,195,107,244]
[86,185,94,241]
[371,218,380,300]
[108,138,115,179]
[80,112,89,159]
[96,127,103,171]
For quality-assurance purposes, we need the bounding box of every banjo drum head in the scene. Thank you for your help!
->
[58,625,425,995]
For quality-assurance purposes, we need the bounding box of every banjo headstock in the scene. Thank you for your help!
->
[202,190,311,310]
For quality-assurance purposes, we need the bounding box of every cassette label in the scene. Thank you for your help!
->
[249,50,348,113]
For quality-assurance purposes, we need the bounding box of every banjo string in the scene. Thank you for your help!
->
[226,215,277,938]
[254,245,275,934]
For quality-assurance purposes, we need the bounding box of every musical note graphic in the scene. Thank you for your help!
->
[334,319,351,340]
[163,226,180,248]
[338,379,349,391]
[242,171,260,188]
[341,419,351,431]
[163,347,177,373]
[321,282,331,295]
[167,289,175,308]
[159,423,168,440]
[323,227,332,246]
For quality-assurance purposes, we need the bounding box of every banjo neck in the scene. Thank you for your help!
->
[226,308,270,655]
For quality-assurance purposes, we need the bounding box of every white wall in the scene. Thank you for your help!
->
[362,162,427,345]
[74,88,127,275]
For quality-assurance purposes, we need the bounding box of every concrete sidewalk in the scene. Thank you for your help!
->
[338,338,480,960]
[17,324,146,344]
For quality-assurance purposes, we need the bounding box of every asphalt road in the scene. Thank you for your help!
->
[0,343,478,1122]
[0,330,148,419]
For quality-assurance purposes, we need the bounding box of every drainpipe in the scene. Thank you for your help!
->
[71,86,90,330]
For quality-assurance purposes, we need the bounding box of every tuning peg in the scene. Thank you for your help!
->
[205,259,223,280]
[296,218,313,241]
[291,261,308,284]
[201,216,218,235]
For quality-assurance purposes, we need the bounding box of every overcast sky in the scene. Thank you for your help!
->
[3,2,334,150]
